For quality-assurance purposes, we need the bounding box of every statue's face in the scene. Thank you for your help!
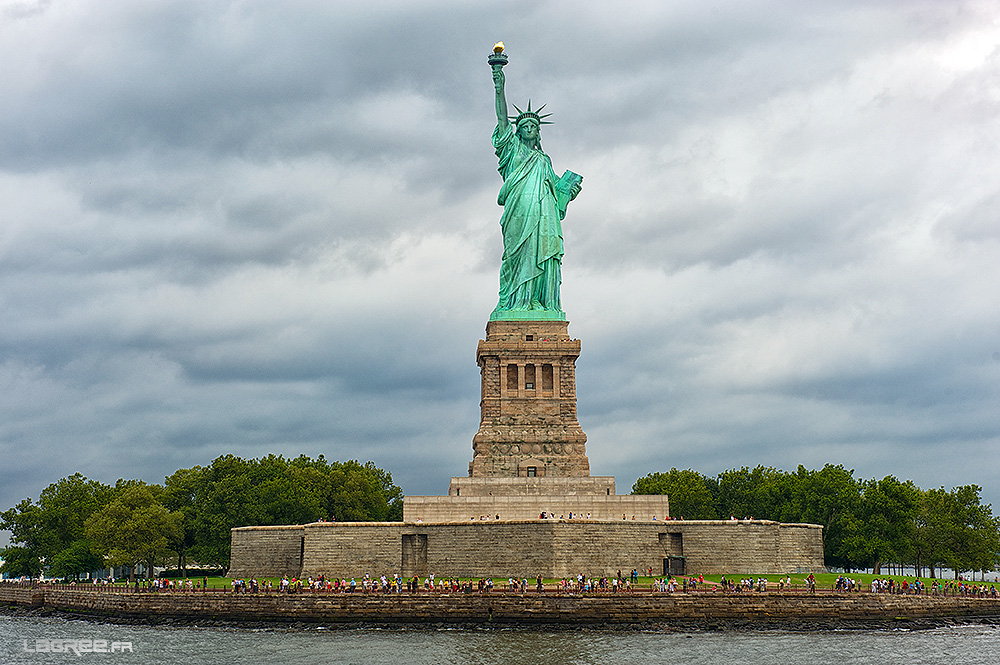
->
[517,120,540,143]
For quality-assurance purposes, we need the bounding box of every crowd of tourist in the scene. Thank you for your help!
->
[201,572,1000,598]
[125,577,197,592]
[866,577,998,597]
[717,576,791,592]
[6,572,998,599]
[221,569,715,596]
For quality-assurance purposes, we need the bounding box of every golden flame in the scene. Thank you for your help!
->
[493,42,504,54]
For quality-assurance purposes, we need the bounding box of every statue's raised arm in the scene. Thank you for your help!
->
[493,66,508,130]
[486,44,582,322]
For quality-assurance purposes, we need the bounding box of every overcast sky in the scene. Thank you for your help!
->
[2,0,999,537]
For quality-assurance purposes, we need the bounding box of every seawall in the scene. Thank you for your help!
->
[4,585,1000,627]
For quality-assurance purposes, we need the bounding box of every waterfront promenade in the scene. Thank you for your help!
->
[4,582,1000,627]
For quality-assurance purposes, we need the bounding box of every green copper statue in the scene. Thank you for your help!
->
[489,44,582,321]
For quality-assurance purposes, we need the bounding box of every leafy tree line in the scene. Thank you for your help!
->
[633,465,1000,578]
[1,455,403,579]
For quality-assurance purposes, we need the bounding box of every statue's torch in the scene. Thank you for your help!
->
[488,42,508,69]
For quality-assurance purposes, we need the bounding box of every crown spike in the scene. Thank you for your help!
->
[511,100,554,127]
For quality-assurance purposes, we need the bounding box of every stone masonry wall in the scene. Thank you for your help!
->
[779,523,828,573]
[403,495,670,523]
[446,476,616,497]
[300,523,404,579]
[234,519,825,580]
[229,525,304,579]
[5,584,1000,625]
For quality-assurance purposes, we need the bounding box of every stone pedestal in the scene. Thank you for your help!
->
[470,320,590,478]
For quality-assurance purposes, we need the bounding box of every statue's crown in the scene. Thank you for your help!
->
[511,101,553,126]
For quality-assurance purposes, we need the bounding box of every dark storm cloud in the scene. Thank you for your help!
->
[1,0,999,541]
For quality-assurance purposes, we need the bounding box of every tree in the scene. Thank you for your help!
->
[85,483,183,581]
[0,474,113,576]
[632,469,717,519]
[714,466,786,520]
[0,499,44,563]
[163,454,404,568]
[916,487,953,578]
[162,466,209,577]
[974,513,1000,579]
[947,485,1000,578]
[326,459,404,522]
[856,476,920,574]
[0,545,42,578]
[912,485,1000,579]
[787,465,863,570]
[48,540,104,580]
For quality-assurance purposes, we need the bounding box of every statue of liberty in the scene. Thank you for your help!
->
[489,44,582,321]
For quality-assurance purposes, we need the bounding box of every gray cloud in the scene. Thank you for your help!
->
[2,1,999,543]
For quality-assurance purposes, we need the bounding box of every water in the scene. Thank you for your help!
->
[3,613,999,665]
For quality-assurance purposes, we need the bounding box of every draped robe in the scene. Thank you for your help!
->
[491,122,568,319]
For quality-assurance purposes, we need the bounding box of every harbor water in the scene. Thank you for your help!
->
[3,613,999,665]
